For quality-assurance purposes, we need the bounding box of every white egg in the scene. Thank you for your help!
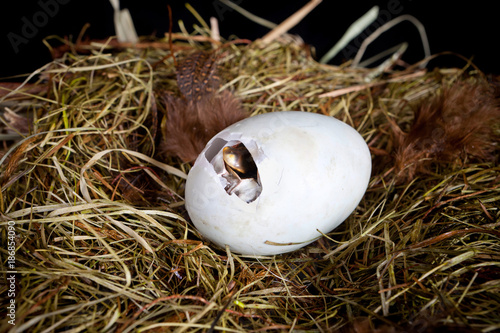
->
[185,111,371,256]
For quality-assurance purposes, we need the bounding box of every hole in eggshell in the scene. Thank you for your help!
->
[205,139,262,203]
[204,138,228,162]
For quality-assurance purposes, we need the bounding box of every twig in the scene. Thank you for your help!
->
[260,0,322,45]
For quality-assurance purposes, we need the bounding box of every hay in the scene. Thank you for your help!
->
[1,21,499,333]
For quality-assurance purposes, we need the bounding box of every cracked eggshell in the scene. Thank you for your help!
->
[185,111,372,256]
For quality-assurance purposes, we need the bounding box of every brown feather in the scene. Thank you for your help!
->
[159,90,246,163]
[158,51,247,163]
[175,51,221,101]
[393,80,500,182]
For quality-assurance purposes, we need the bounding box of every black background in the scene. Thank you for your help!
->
[1,0,498,79]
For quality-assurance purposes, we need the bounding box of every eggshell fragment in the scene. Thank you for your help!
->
[185,111,371,255]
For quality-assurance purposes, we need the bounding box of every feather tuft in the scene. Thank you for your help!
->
[393,80,500,182]
[158,90,247,163]
[157,51,247,163]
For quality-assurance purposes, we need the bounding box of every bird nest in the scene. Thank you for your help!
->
[1,19,499,333]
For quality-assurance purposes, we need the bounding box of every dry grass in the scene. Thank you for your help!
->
[1,25,499,333]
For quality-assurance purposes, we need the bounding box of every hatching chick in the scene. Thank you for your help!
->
[158,51,247,163]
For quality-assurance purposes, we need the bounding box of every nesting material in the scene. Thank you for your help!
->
[1,27,499,333]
